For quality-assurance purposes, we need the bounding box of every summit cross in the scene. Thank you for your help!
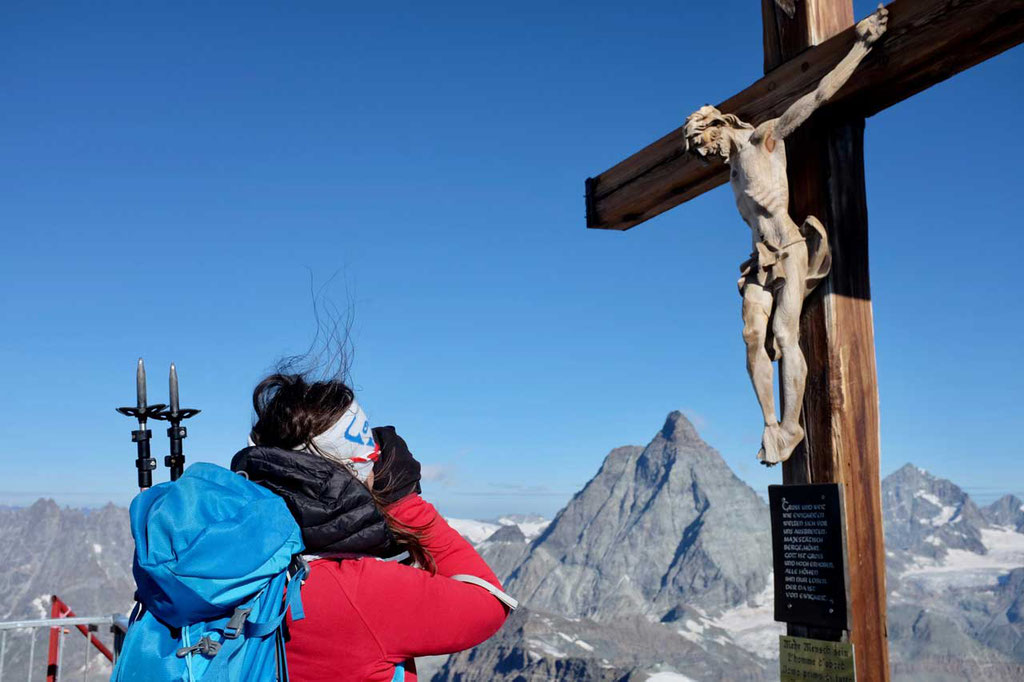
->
[583,1,1024,679]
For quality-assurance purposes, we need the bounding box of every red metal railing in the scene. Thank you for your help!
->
[0,595,121,681]
[45,596,115,681]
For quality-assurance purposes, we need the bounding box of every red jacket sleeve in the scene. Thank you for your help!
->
[354,494,510,659]
[387,494,504,584]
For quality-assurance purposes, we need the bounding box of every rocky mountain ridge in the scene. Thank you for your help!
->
[0,499,134,681]
[882,465,1024,681]
[504,412,770,622]
[436,415,1024,682]
[1,414,1022,681]
[437,412,778,681]
[985,494,1024,531]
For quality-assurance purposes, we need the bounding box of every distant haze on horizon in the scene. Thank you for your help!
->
[1,419,1019,522]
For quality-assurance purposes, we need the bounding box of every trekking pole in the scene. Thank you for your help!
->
[152,363,200,482]
[116,358,166,491]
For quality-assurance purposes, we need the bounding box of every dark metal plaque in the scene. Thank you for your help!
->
[769,483,848,630]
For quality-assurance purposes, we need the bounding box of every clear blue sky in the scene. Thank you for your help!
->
[1,1,1021,519]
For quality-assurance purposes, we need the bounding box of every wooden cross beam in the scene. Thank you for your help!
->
[583,1,1023,680]
[585,0,1024,231]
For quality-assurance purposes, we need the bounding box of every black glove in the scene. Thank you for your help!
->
[371,426,422,505]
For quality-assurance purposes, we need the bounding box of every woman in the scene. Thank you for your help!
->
[231,372,513,681]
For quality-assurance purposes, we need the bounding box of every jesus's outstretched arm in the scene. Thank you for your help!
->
[772,4,888,140]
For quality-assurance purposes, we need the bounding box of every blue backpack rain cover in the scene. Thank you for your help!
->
[112,463,305,682]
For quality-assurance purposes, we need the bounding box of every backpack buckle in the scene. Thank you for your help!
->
[176,635,222,658]
[223,607,252,639]
[289,555,309,584]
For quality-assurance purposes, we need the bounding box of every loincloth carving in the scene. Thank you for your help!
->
[737,216,831,298]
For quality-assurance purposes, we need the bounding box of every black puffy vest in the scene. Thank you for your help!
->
[230,445,396,556]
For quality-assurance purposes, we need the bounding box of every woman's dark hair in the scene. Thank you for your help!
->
[250,373,353,452]
[251,372,435,572]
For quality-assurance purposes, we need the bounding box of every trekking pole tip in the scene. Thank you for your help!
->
[136,358,148,414]
[169,363,180,415]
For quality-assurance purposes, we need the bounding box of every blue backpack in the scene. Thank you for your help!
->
[111,463,306,682]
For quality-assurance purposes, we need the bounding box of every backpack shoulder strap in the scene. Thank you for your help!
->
[246,568,307,637]
[449,574,519,610]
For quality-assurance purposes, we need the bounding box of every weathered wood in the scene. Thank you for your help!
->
[762,0,852,71]
[786,117,890,680]
[586,0,1024,231]
[764,1,890,679]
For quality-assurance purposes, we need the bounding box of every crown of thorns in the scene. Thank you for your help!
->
[684,105,752,144]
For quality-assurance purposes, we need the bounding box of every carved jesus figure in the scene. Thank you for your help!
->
[684,5,888,466]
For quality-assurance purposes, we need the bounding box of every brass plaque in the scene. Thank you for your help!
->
[779,635,855,682]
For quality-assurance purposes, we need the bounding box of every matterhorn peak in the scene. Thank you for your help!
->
[658,410,701,444]
[505,409,769,620]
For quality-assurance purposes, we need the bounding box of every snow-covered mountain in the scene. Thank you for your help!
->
[445,514,550,545]
[2,418,1023,681]
[435,418,1024,682]
[883,465,1024,681]
[882,463,989,571]
[445,518,504,544]
[436,413,779,681]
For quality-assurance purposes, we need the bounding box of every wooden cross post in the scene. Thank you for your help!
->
[584,1,1024,679]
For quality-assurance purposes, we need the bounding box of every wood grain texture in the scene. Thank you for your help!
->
[586,0,1024,230]
[764,2,891,679]
[783,119,891,680]
[763,0,852,70]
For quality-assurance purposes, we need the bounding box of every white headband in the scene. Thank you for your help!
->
[249,398,380,483]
